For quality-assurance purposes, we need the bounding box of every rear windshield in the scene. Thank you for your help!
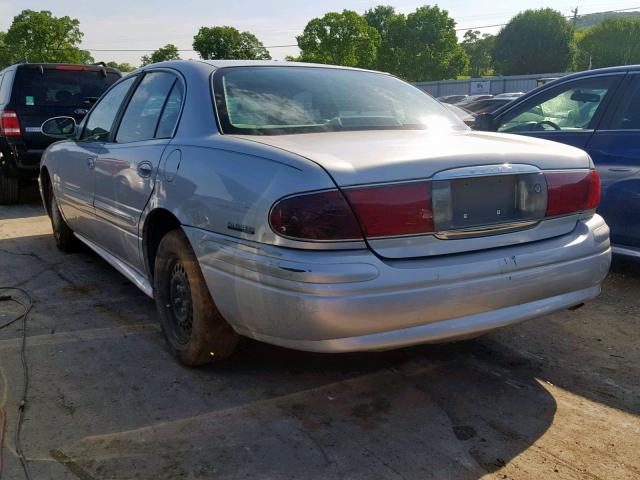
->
[213,66,464,135]
[13,67,120,107]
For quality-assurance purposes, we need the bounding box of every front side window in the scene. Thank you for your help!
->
[81,76,136,143]
[116,72,178,143]
[498,76,619,133]
[213,66,464,135]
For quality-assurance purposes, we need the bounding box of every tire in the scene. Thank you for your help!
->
[0,172,20,204]
[50,186,78,252]
[154,229,239,366]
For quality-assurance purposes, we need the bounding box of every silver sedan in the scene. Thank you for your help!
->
[39,60,611,366]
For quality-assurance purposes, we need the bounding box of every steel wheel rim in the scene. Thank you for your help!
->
[167,260,193,345]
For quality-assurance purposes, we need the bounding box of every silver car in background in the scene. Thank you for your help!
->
[39,60,611,366]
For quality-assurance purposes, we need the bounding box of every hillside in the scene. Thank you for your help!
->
[575,10,640,30]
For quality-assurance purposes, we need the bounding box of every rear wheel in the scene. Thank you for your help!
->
[0,172,20,204]
[50,186,78,252]
[154,229,239,366]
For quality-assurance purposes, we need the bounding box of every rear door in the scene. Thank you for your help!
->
[93,70,184,271]
[587,73,640,251]
[494,74,625,150]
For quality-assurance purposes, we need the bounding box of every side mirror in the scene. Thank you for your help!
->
[41,116,77,139]
[474,112,496,131]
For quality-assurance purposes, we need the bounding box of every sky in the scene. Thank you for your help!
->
[4,0,640,66]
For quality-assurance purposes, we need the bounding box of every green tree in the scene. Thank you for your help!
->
[105,61,136,72]
[140,43,181,66]
[575,19,640,69]
[493,8,574,75]
[297,10,380,68]
[0,32,12,69]
[364,5,404,72]
[461,30,495,77]
[3,10,93,65]
[364,5,399,38]
[376,6,468,81]
[192,26,271,60]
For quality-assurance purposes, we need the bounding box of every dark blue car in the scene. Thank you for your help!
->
[476,65,640,258]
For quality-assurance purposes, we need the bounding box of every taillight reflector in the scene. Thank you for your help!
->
[269,190,362,241]
[0,110,21,136]
[345,182,433,237]
[544,170,600,217]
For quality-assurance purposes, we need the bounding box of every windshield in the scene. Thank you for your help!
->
[14,67,120,107]
[213,66,464,135]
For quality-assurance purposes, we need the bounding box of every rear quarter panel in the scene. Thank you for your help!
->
[144,135,362,249]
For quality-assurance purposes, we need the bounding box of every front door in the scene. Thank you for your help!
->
[588,74,640,250]
[93,70,184,271]
[495,74,625,150]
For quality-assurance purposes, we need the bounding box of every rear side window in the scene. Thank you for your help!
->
[608,77,640,130]
[81,76,136,142]
[13,67,120,107]
[0,70,14,104]
[116,72,177,143]
[155,82,184,138]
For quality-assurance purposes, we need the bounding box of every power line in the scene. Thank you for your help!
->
[455,5,640,31]
[19,4,640,53]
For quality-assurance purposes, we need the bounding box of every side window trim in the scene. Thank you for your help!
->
[112,68,185,144]
[495,73,626,132]
[79,74,140,143]
[598,72,639,132]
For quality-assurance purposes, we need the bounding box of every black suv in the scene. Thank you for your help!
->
[0,62,122,203]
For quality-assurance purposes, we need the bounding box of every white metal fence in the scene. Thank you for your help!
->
[415,72,569,97]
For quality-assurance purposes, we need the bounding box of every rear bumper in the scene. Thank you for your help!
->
[185,214,611,352]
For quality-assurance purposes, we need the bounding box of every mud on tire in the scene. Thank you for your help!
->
[154,229,239,366]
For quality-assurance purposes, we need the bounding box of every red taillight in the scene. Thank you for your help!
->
[345,182,433,237]
[55,65,88,71]
[0,110,21,136]
[269,190,363,241]
[544,170,600,217]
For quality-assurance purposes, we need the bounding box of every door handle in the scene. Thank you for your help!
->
[608,168,632,172]
[86,157,96,170]
[137,161,153,178]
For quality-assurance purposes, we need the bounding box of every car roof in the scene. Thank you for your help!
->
[200,59,380,72]
[548,64,640,82]
[143,59,386,75]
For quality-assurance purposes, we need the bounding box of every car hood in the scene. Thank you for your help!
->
[231,129,591,186]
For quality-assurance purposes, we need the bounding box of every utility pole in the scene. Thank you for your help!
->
[571,6,579,28]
